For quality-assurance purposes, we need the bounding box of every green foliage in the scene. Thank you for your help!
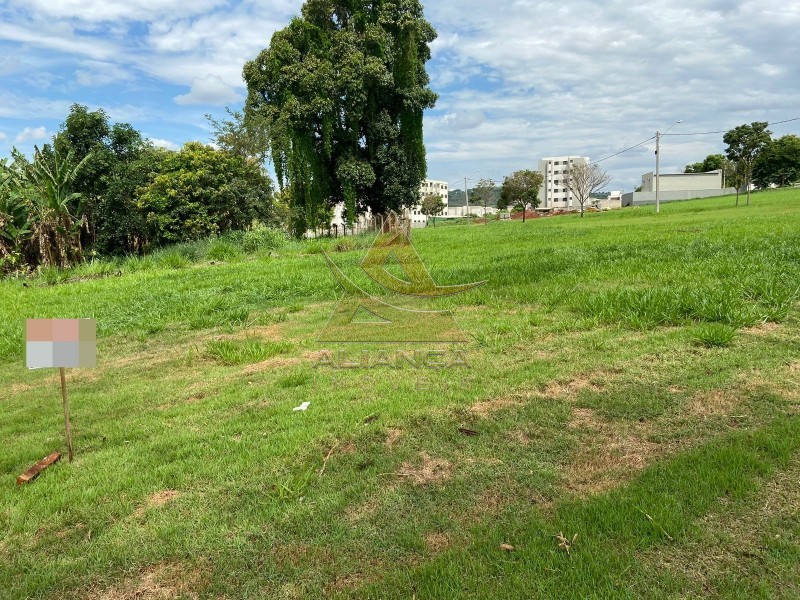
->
[137,142,274,245]
[724,122,772,205]
[205,338,293,365]
[470,178,496,219]
[22,146,90,267]
[753,135,800,188]
[205,239,245,262]
[420,192,445,227]
[693,323,738,348]
[244,0,438,236]
[684,154,725,173]
[500,169,544,222]
[242,225,286,253]
[95,146,167,255]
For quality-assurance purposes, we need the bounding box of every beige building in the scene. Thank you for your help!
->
[405,179,450,228]
[537,156,590,209]
[641,170,722,192]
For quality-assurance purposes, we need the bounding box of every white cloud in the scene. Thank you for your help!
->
[15,126,48,143]
[76,61,135,87]
[174,74,242,106]
[150,137,180,150]
[5,0,228,23]
[2,0,799,189]
[0,132,7,141]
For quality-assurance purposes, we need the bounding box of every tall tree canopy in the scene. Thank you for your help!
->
[243,0,438,237]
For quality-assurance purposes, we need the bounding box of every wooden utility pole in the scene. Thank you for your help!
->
[60,367,74,463]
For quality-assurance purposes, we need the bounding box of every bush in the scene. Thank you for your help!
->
[206,239,245,262]
[243,226,286,253]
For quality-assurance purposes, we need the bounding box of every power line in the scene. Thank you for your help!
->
[592,136,656,164]
[662,116,800,137]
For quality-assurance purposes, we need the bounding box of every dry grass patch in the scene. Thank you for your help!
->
[741,322,784,336]
[241,357,301,375]
[645,457,800,595]
[469,394,527,417]
[565,407,663,495]
[424,532,451,553]
[384,428,403,448]
[92,562,206,600]
[543,374,605,400]
[687,390,740,418]
[324,572,369,594]
[398,452,453,485]
[507,429,532,446]
[135,490,180,518]
[345,496,382,523]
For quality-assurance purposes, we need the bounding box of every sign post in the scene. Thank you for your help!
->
[26,319,96,463]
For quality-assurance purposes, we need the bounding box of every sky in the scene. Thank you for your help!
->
[1,0,798,192]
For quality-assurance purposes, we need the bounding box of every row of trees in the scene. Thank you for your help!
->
[0,105,276,272]
[685,122,799,206]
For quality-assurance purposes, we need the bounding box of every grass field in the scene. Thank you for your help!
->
[1,190,799,599]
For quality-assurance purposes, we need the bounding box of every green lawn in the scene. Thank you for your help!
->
[1,190,799,599]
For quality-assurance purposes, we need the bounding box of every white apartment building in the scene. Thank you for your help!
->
[537,156,590,210]
[405,179,449,228]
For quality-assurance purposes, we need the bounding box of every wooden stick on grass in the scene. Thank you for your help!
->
[60,367,74,463]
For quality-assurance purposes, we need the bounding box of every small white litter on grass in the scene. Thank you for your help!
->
[293,401,311,412]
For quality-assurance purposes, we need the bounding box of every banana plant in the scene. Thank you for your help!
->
[22,146,90,267]
[0,160,32,262]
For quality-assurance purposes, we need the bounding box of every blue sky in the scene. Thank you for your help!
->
[1,0,798,191]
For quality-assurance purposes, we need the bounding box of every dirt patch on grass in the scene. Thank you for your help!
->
[565,407,662,495]
[398,452,453,485]
[424,532,451,553]
[384,428,403,448]
[241,357,301,374]
[345,496,382,523]
[507,429,532,446]
[324,572,369,594]
[543,373,606,400]
[469,394,526,417]
[742,322,783,336]
[148,490,180,507]
[93,562,206,600]
[303,350,331,362]
[687,390,739,418]
[135,490,180,517]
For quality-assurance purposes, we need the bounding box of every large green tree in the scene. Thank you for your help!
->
[243,0,438,238]
[723,122,772,206]
[53,104,147,248]
[753,135,800,189]
[499,170,544,223]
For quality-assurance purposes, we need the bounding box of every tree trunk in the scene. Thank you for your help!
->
[746,176,751,206]
[736,187,740,206]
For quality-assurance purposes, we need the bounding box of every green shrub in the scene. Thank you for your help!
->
[205,338,293,365]
[693,323,737,348]
[243,226,286,253]
[205,239,245,262]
